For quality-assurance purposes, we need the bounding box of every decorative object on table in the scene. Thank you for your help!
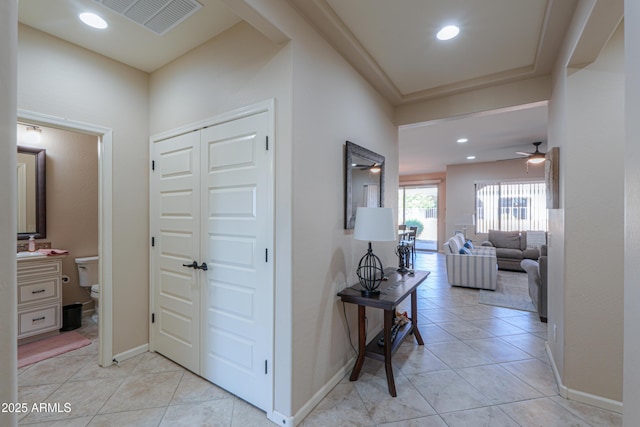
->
[395,243,412,272]
[377,310,410,346]
[353,207,396,296]
[344,141,385,229]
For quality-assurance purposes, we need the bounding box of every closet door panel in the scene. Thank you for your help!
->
[151,131,201,374]
[200,111,273,411]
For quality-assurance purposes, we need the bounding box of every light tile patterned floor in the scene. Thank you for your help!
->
[17,253,622,426]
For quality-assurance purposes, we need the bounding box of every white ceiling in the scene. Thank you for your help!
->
[399,102,548,175]
[18,0,241,73]
[17,0,577,175]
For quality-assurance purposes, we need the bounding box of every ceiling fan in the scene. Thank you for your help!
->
[516,141,546,164]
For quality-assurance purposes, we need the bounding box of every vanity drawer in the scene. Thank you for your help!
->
[18,304,61,337]
[18,277,60,305]
[17,259,62,280]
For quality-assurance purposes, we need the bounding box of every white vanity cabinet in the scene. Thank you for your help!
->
[17,256,63,341]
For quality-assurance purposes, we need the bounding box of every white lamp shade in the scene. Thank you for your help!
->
[353,207,396,242]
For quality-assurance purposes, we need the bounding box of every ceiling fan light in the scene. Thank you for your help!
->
[370,165,381,173]
[527,155,545,164]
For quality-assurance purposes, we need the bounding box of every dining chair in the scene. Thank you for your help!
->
[400,226,417,268]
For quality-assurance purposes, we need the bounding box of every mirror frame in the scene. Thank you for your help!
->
[345,140,385,229]
[17,146,46,240]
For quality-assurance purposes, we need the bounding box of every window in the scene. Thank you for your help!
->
[475,180,546,233]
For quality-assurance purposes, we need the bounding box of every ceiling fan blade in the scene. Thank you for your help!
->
[515,152,531,156]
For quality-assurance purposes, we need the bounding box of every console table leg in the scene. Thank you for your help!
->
[411,290,424,345]
[383,309,397,397]
[349,305,366,381]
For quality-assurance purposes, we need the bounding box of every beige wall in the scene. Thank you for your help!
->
[24,125,99,309]
[548,2,624,407]
[0,2,18,426]
[395,75,551,126]
[564,23,624,402]
[149,21,294,417]
[624,2,640,425]
[150,4,399,417]
[18,24,150,355]
[445,159,545,242]
[289,16,397,416]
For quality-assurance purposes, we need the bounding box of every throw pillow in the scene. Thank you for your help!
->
[459,247,471,255]
[464,240,474,249]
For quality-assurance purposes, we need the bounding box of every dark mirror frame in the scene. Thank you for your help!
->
[17,146,46,240]
[345,140,385,229]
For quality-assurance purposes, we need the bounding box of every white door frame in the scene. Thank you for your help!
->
[17,109,114,368]
[149,99,276,413]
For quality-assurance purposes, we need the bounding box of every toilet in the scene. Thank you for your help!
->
[75,256,99,324]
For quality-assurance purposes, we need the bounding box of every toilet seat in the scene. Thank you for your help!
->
[90,284,99,297]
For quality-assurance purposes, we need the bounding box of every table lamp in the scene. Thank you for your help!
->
[353,207,396,296]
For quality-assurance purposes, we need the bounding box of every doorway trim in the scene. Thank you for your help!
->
[17,109,113,368]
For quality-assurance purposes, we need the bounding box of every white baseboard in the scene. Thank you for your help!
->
[81,308,95,316]
[545,342,623,414]
[280,356,355,427]
[267,410,294,427]
[112,343,149,364]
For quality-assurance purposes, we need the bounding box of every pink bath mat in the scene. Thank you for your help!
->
[18,331,91,368]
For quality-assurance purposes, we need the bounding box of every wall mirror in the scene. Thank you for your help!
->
[17,146,46,239]
[345,140,385,229]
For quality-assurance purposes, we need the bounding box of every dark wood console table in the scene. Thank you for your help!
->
[337,268,429,396]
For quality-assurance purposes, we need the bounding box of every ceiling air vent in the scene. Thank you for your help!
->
[95,0,202,36]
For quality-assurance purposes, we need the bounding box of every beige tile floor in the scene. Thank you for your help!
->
[17,253,622,426]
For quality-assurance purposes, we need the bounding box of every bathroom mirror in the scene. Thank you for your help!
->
[17,146,46,239]
[345,141,385,229]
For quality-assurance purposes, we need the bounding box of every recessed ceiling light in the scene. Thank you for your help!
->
[437,25,460,41]
[79,12,108,29]
[457,138,468,143]
[466,156,476,160]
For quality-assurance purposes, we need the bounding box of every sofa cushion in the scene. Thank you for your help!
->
[489,230,521,249]
[449,238,462,254]
[453,233,466,249]
[496,248,524,260]
[523,248,540,260]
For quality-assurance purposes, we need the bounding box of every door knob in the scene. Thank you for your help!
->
[182,261,207,271]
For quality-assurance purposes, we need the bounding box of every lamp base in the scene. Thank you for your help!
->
[357,242,385,296]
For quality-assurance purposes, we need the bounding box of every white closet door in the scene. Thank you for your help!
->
[200,111,273,411]
[151,131,201,373]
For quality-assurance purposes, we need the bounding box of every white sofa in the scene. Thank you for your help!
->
[443,234,498,290]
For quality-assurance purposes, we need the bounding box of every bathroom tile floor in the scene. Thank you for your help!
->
[17,253,622,426]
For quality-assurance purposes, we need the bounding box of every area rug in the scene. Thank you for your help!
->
[478,270,536,313]
[18,331,91,368]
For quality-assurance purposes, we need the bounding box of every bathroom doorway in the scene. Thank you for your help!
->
[17,123,100,329]
[18,110,114,367]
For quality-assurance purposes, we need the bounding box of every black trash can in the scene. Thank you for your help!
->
[61,303,82,331]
